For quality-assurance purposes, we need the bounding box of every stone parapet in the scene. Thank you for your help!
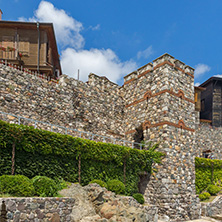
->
[0,197,75,221]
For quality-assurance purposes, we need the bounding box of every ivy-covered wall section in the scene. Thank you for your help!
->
[195,157,222,194]
[0,120,163,195]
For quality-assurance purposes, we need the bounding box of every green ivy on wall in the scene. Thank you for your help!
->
[0,120,164,195]
[195,157,222,194]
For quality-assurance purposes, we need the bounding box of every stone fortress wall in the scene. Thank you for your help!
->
[195,122,222,160]
[122,54,200,220]
[1,53,221,221]
[0,63,125,139]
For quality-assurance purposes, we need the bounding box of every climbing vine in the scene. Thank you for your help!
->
[0,120,163,195]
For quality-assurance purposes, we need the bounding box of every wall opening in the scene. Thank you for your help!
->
[133,124,144,147]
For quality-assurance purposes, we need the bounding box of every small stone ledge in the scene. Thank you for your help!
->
[201,196,222,218]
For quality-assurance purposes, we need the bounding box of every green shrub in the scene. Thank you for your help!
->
[0,175,34,196]
[199,192,211,201]
[207,185,221,195]
[107,179,125,194]
[32,176,58,197]
[195,157,222,194]
[54,177,69,191]
[132,193,144,204]
[89,179,107,188]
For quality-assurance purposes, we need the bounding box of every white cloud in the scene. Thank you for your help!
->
[194,82,200,86]
[61,48,137,83]
[213,74,222,78]
[89,24,100,31]
[137,46,153,59]
[19,1,138,83]
[195,64,211,78]
[19,1,84,49]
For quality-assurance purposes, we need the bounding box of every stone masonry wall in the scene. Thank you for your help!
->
[0,64,125,140]
[123,54,200,221]
[0,54,202,221]
[0,183,159,222]
[0,197,75,221]
[195,122,222,159]
[201,196,222,218]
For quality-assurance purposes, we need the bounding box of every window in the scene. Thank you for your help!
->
[203,150,214,159]
[201,99,205,112]
[1,36,15,59]
[19,37,30,56]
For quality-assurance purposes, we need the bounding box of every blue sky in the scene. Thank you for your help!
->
[1,0,222,85]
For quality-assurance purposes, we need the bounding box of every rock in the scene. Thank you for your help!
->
[59,183,158,222]
[50,212,60,222]
[60,183,97,221]
[100,203,117,219]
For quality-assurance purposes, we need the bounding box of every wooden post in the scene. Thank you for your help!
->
[78,154,81,184]
[11,142,15,175]
[123,159,126,185]
[211,162,214,184]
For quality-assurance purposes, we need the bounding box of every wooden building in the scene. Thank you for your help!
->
[194,86,205,112]
[200,77,222,127]
[0,13,61,79]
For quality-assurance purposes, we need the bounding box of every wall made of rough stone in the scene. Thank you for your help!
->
[0,53,202,221]
[0,64,125,139]
[201,196,222,217]
[122,54,200,221]
[195,122,222,159]
[0,197,75,221]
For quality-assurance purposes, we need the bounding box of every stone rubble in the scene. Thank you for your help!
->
[59,183,158,222]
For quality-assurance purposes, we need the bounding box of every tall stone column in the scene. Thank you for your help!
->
[123,54,200,221]
[144,54,200,221]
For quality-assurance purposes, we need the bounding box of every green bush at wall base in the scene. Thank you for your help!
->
[195,157,222,194]
[89,179,107,189]
[132,193,144,204]
[207,185,221,195]
[199,192,211,201]
[107,179,125,194]
[0,175,35,197]
[0,120,163,196]
[32,176,58,197]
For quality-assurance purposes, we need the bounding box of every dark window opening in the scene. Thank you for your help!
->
[201,99,205,112]
[202,150,214,159]
[133,125,144,148]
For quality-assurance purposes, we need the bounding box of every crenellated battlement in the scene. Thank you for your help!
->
[123,53,194,85]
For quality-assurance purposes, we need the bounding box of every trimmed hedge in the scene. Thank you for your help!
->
[32,176,58,197]
[133,193,144,204]
[199,192,211,201]
[107,179,125,194]
[0,175,35,196]
[207,185,221,195]
[195,157,222,194]
[0,120,163,195]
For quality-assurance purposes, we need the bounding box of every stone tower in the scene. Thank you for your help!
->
[123,53,200,221]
